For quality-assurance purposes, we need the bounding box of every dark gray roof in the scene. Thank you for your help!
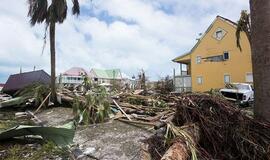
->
[2,70,51,94]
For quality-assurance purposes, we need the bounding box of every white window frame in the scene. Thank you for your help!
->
[246,73,253,83]
[196,56,201,64]
[224,74,231,84]
[212,28,227,41]
[216,30,223,39]
[197,76,203,85]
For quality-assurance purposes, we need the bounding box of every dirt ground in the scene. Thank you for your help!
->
[36,107,74,126]
[74,121,152,160]
[36,107,153,160]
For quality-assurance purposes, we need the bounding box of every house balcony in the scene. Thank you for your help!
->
[173,53,192,92]
[174,68,192,92]
[60,75,84,84]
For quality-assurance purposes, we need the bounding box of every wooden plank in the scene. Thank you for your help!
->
[113,99,132,121]
[34,92,51,114]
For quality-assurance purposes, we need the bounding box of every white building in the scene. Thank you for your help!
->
[59,67,88,85]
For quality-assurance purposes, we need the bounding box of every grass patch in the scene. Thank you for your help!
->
[1,141,70,160]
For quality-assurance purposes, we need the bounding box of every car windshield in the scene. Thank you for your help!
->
[234,84,250,90]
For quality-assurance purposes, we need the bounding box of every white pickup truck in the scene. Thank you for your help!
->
[220,83,254,106]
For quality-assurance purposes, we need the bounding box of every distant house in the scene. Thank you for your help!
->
[2,70,50,95]
[173,16,252,92]
[59,67,88,85]
[89,69,122,84]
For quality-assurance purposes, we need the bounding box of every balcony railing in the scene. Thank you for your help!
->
[174,75,192,92]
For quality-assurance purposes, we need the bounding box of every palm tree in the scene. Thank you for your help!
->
[27,0,80,103]
[235,10,251,51]
[250,0,270,121]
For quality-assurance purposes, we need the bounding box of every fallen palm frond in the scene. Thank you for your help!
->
[0,83,51,108]
[0,97,26,108]
[0,121,75,146]
[73,86,111,124]
[15,83,50,106]
[236,10,251,51]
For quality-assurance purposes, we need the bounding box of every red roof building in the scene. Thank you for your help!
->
[63,67,88,76]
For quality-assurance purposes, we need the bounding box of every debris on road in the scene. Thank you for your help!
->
[0,79,269,160]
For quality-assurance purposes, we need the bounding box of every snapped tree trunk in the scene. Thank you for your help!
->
[50,22,57,103]
[161,124,200,160]
[250,0,270,122]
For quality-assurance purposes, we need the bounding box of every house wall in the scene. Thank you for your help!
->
[97,78,122,84]
[190,17,252,92]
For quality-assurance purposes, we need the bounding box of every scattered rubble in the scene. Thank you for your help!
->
[0,81,269,160]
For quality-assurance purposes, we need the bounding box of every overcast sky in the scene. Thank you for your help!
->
[0,0,249,83]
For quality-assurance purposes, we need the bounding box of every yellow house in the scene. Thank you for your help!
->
[173,16,253,92]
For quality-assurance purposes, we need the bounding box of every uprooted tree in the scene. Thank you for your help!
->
[27,0,80,103]
[145,93,270,160]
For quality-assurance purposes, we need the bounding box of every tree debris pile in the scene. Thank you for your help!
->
[2,82,270,159]
[113,93,175,127]
[143,134,167,160]
[146,93,270,160]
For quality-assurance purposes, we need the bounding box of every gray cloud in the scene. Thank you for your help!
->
[0,0,248,82]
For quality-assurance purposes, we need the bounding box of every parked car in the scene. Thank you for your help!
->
[220,83,254,106]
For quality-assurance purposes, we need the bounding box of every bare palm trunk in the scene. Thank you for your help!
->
[250,0,270,121]
[50,22,57,103]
